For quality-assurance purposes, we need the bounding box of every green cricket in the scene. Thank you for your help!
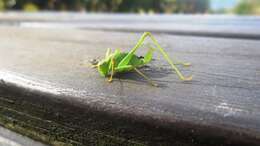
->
[91,32,192,86]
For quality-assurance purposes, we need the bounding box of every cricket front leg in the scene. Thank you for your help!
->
[108,58,115,82]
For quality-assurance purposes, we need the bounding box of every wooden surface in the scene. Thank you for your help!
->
[0,126,47,146]
[1,12,260,39]
[0,25,260,146]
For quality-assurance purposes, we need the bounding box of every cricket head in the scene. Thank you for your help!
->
[97,59,110,77]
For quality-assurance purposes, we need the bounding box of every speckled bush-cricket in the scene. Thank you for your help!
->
[90,32,192,86]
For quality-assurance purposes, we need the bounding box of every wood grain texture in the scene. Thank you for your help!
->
[0,26,259,145]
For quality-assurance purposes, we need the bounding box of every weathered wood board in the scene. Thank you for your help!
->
[0,26,260,146]
[1,12,260,39]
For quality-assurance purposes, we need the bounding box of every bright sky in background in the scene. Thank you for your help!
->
[210,0,240,10]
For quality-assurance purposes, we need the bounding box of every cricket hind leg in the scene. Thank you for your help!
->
[146,45,190,67]
[118,32,192,81]
[118,32,153,67]
[145,32,192,81]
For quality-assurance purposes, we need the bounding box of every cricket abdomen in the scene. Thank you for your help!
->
[114,52,144,70]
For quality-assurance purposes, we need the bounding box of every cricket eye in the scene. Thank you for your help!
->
[89,59,99,65]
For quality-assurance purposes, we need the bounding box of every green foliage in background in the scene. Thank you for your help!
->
[0,0,209,13]
[1,0,260,15]
[23,2,38,11]
[234,0,260,15]
[0,0,4,10]
[176,0,209,13]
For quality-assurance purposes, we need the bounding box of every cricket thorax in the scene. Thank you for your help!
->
[97,59,110,77]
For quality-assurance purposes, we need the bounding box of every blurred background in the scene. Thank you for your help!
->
[0,0,259,15]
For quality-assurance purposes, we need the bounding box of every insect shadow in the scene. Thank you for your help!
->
[114,63,174,88]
